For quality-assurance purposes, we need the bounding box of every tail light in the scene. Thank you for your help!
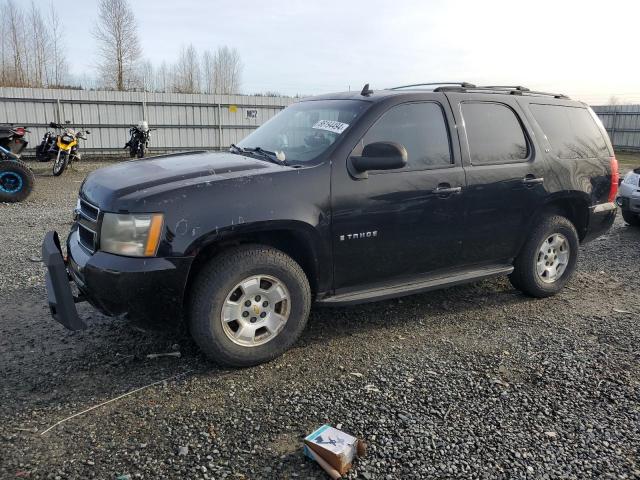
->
[13,127,25,136]
[608,156,619,202]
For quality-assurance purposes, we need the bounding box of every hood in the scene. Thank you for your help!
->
[81,151,283,210]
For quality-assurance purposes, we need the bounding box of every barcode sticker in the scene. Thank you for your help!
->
[312,120,349,134]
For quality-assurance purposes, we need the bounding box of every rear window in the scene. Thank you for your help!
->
[461,102,528,165]
[529,104,608,159]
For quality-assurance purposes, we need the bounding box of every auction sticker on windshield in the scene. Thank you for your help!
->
[312,120,349,134]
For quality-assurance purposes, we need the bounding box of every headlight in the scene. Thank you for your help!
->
[100,213,164,257]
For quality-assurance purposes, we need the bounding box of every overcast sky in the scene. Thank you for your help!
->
[55,0,639,104]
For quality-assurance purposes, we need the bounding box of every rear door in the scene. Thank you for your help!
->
[330,98,467,290]
[445,93,549,264]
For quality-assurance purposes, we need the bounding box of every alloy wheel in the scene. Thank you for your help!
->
[220,274,290,347]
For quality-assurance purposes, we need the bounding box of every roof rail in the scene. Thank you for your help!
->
[433,84,569,99]
[388,82,476,90]
[482,85,530,92]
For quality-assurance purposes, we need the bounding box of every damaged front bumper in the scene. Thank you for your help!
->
[42,229,194,330]
[42,231,86,330]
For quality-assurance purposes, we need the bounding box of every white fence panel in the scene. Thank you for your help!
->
[0,87,294,156]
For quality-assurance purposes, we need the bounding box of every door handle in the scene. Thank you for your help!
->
[432,186,462,195]
[522,176,544,185]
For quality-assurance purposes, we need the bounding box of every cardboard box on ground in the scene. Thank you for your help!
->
[304,424,366,478]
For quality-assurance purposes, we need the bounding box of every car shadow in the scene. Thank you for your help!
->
[0,277,535,415]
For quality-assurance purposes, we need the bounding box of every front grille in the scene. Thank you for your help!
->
[76,198,100,252]
[79,198,99,221]
[78,224,96,251]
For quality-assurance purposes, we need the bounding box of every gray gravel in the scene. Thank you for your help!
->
[1,160,639,479]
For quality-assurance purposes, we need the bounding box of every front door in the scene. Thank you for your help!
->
[331,100,467,291]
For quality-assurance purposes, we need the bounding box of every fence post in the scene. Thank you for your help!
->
[611,106,617,149]
[55,98,62,124]
[217,102,222,150]
[142,91,148,121]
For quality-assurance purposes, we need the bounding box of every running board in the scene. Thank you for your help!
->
[317,265,514,306]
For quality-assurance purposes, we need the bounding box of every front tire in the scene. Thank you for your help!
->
[52,152,68,176]
[509,215,579,298]
[621,209,640,227]
[0,159,35,202]
[188,245,311,367]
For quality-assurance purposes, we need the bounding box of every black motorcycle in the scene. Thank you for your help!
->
[35,125,56,163]
[0,125,34,202]
[125,121,152,158]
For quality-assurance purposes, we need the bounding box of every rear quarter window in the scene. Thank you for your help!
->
[529,104,609,159]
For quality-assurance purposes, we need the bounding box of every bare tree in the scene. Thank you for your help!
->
[0,4,7,85]
[48,2,67,87]
[139,59,155,91]
[201,49,215,94]
[5,0,28,86]
[173,44,200,94]
[29,2,50,87]
[210,46,242,94]
[155,60,170,93]
[93,0,141,90]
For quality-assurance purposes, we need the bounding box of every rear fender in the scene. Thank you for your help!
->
[521,192,591,247]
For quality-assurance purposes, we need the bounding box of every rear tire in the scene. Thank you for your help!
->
[0,159,34,202]
[188,244,311,367]
[509,215,579,298]
[35,144,49,162]
[621,209,640,227]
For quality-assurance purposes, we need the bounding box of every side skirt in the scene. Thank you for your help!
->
[316,264,514,306]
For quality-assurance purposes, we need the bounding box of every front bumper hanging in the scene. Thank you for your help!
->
[42,231,86,330]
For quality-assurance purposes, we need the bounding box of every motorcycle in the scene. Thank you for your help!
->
[0,125,34,202]
[36,122,90,176]
[125,121,152,158]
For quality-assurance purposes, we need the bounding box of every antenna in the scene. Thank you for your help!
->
[360,83,373,96]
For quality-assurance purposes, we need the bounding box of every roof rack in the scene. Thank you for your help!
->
[388,82,476,90]
[433,84,569,99]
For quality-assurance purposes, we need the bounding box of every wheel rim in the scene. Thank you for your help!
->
[220,274,290,347]
[535,233,570,283]
[53,154,66,174]
[0,171,23,193]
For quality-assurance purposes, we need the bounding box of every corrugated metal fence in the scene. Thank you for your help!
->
[0,87,294,156]
[592,105,640,151]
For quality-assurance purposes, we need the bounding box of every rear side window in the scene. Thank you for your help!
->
[461,102,529,165]
[355,102,452,170]
[529,104,608,159]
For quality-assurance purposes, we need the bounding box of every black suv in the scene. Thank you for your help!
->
[43,82,618,366]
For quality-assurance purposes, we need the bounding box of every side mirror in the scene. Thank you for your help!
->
[349,141,408,179]
[85,130,91,134]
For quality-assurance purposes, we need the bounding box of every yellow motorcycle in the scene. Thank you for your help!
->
[39,122,90,176]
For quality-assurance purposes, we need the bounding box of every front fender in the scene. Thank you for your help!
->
[184,219,332,295]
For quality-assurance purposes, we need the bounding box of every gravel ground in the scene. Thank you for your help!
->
[1,160,639,479]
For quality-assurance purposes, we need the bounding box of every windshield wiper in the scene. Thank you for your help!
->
[229,144,286,165]
[229,143,246,153]
[243,146,286,165]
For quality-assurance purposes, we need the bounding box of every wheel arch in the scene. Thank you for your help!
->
[184,220,329,302]
[528,192,591,242]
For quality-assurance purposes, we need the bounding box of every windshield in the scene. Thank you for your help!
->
[238,100,370,163]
